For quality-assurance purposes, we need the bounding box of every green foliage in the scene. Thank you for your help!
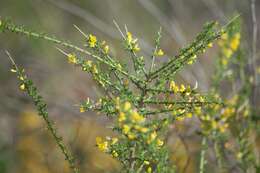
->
[196,18,259,173]
[2,14,258,173]
[6,52,79,173]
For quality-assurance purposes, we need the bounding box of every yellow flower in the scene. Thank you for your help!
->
[133,44,140,52]
[112,150,118,157]
[19,76,25,81]
[178,108,186,114]
[147,131,157,144]
[19,84,26,91]
[219,123,228,133]
[187,54,197,65]
[131,111,145,123]
[127,32,133,44]
[79,106,85,113]
[86,60,92,67]
[92,65,98,74]
[96,137,108,152]
[134,125,148,133]
[223,48,233,58]
[170,81,179,93]
[194,107,201,114]
[208,43,213,48]
[123,124,131,134]
[201,115,210,121]
[156,139,164,147]
[144,160,150,165]
[172,110,177,116]
[179,84,186,92]
[176,116,185,121]
[199,96,205,102]
[126,32,140,52]
[156,49,164,56]
[173,108,186,118]
[230,33,240,51]
[124,101,131,111]
[147,167,152,173]
[88,34,97,48]
[187,60,193,65]
[104,45,109,54]
[222,107,235,118]
[186,113,193,118]
[139,127,148,133]
[67,53,77,64]
[127,133,136,140]
[118,112,126,122]
[150,131,157,139]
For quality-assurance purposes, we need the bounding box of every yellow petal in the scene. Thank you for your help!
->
[19,84,25,91]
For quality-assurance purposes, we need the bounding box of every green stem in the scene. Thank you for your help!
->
[143,100,219,105]
[149,27,162,74]
[199,137,207,173]
[2,21,140,83]
[214,140,224,172]
[7,53,79,173]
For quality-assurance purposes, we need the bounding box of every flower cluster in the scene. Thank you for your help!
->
[88,34,97,48]
[126,32,140,52]
[3,16,245,173]
[155,48,164,56]
[197,94,237,134]
[169,81,192,94]
[218,31,240,67]
[94,100,173,173]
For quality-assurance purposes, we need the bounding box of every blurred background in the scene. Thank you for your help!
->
[0,0,259,172]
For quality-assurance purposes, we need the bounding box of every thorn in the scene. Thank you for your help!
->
[5,50,18,71]
[193,81,198,90]
[113,20,125,39]
[124,24,128,33]
[56,47,69,56]
[73,24,88,38]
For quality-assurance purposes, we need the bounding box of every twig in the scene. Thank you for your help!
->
[199,137,207,173]
[6,51,79,173]
[113,20,125,39]
[149,27,162,74]
[251,0,258,105]
[73,24,88,38]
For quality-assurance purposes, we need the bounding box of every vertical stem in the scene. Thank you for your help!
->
[130,143,136,172]
[214,141,223,172]
[149,27,162,74]
[199,137,207,173]
[251,0,258,105]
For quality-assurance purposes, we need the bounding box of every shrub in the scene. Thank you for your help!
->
[1,14,259,173]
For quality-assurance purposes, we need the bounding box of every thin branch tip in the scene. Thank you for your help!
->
[5,50,18,70]
[56,47,68,56]
[113,20,125,39]
[73,24,88,38]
